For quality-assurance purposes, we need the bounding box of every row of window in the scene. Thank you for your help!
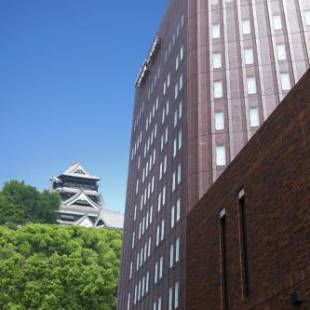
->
[130,198,182,289]
[212,43,288,70]
[164,14,185,63]
[133,271,150,305]
[135,237,151,272]
[213,72,291,100]
[130,255,180,308]
[212,10,310,41]
[214,105,259,133]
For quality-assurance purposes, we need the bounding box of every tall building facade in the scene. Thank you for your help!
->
[118,0,310,309]
[51,162,123,229]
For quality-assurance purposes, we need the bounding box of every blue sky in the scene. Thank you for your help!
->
[0,0,168,212]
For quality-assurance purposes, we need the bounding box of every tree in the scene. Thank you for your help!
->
[0,181,60,225]
[0,224,122,310]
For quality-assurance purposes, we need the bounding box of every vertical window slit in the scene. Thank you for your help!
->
[220,209,228,309]
[238,189,250,298]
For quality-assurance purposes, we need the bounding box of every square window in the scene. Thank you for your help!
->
[215,111,224,130]
[244,48,254,65]
[216,145,226,166]
[212,52,222,69]
[214,80,223,98]
[276,44,287,61]
[247,77,257,95]
[212,24,221,38]
[280,73,291,91]
[249,107,259,127]
[305,10,310,26]
[273,15,282,30]
[242,19,251,35]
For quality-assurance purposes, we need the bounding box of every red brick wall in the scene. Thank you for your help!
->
[186,70,310,310]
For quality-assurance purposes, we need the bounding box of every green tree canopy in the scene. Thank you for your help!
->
[0,181,60,225]
[0,224,122,310]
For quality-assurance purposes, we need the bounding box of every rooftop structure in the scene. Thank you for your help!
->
[51,162,123,229]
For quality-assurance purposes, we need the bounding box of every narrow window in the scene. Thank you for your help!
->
[215,111,224,130]
[220,209,228,309]
[154,262,158,284]
[214,81,223,98]
[158,297,162,310]
[246,77,257,95]
[127,293,131,310]
[280,73,291,91]
[213,52,222,69]
[171,205,175,228]
[249,107,259,127]
[180,45,184,60]
[216,145,226,166]
[175,238,180,263]
[244,48,254,65]
[169,287,173,310]
[242,19,251,35]
[272,15,282,30]
[176,198,181,222]
[305,10,310,26]
[177,163,182,184]
[238,189,250,297]
[276,44,287,61]
[159,256,163,279]
[170,243,174,268]
[179,74,183,91]
[212,24,221,38]
[174,281,180,309]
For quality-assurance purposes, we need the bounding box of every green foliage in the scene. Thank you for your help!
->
[0,224,122,310]
[0,181,60,225]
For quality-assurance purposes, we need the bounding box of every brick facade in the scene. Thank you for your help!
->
[186,70,310,310]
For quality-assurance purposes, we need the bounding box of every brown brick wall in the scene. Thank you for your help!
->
[186,69,310,310]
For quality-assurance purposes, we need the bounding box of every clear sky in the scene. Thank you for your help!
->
[0,0,168,212]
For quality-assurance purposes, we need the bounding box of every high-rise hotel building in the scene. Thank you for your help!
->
[118,0,310,309]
